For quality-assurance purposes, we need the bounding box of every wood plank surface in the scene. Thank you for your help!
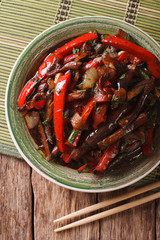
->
[98,189,156,240]
[32,169,99,240]
[0,153,159,240]
[0,154,32,240]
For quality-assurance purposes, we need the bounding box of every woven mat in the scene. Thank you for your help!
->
[0,0,160,184]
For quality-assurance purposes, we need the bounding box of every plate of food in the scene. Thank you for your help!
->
[6,16,160,192]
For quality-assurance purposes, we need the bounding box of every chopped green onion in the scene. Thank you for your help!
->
[154,60,159,66]
[120,73,126,79]
[125,35,131,41]
[55,86,61,93]
[36,78,42,82]
[73,89,86,93]
[72,47,80,53]
[42,119,49,126]
[104,50,109,55]
[68,129,81,144]
[140,69,149,80]
[102,142,107,148]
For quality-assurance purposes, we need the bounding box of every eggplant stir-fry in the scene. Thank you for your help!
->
[18,29,160,174]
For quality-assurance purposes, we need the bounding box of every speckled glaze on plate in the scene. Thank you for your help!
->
[5,17,160,192]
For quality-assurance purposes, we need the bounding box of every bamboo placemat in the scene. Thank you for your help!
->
[0,0,160,184]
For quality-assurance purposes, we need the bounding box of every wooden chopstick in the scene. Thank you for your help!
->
[54,191,160,232]
[54,181,160,223]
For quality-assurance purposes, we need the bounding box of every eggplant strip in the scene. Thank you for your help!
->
[45,95,53,122]
[44,125,54,145]
[107,147,143,171]
[111,88,126,109]
[46,61,81,77]
[98,113,148,150]
[71,104,130,160]
[119,84,154,128]
[38,121,51,161]
[66,91,86,102]
[127,79,154,101]
[118,112,133,129]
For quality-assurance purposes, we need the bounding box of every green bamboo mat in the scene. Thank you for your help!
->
[0,0,160,184]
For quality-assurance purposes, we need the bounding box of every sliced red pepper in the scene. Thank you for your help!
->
[63,52,80,64]
[18,78,36,108]
[75,91,112,128]
[102,36,160,78]
[83,57,102,71]
[55,31,98,56]
[77,164,88,173]
[92,103,108,129]
[54,72,71,152]
[38,53,63,78]
[60,147,73,163]
[117,51,141,65]
[38,32,98,78]
[34,99,46,110]
[95,141,119,172]
[142,129,153,155]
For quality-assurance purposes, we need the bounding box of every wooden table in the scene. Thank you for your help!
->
[1,153,160,240]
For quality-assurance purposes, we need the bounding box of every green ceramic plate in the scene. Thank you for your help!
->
[5,17,160,192]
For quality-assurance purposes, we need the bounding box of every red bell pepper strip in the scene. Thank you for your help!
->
[60,147,73,163]
[38,53,63,79]
[38,31,98,78]
[18,78,36,108]
[117,51,141,65]
[54,72,71,152]
[55,31,98,56]
[102,36,160,78]
[34,99,46,110]
[76,90,112,128]
[95,141,119,172]
[63,52,80,64]
[142,129,153,155]
[83,57,102,71]
[92,103,108,129]
[77,164,88,173]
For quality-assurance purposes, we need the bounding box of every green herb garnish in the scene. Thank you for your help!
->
[102,142,107,148]
[104,50,109,55]
[72,47,80,53]
[154,60,159,66]
[141,137,146,144]
[36,78,42,82]
[88,39,96,46]
[68,129,81,144]
[73,89,86,93]
[42,119,49,126]
[55,86,61,93]
[140,69,149,80]
[119,73,126,79]
[125,35,131,41]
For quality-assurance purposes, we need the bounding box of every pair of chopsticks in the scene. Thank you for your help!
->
[54,181,160,232]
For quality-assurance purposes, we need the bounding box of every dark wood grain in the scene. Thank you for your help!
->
[32,169,99,240]
[0,154,32,240]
